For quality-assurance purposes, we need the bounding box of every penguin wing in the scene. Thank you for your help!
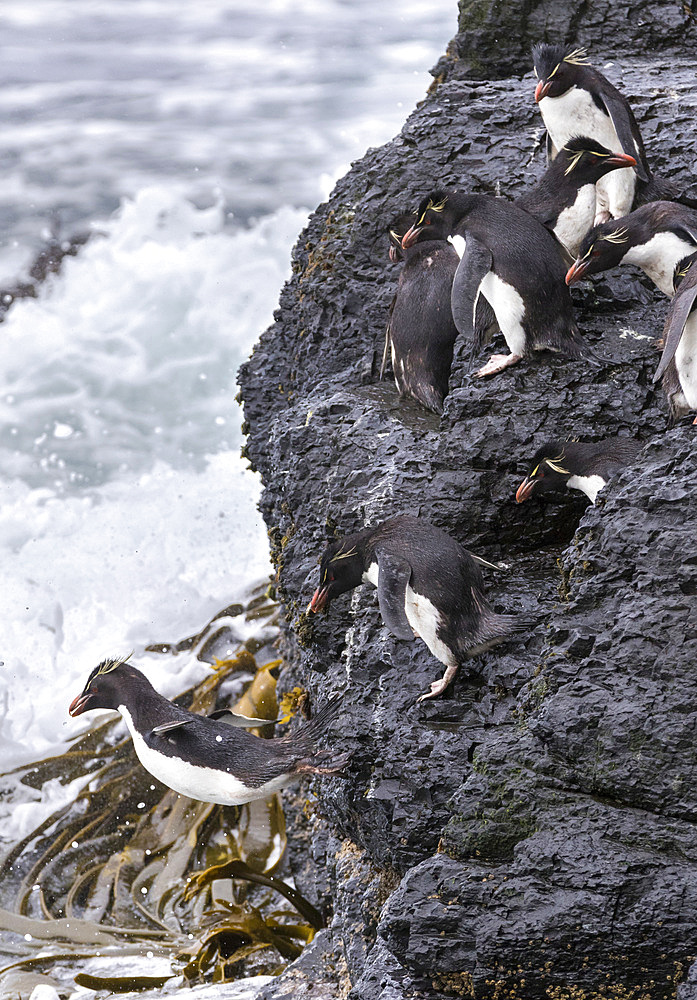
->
[654,278,697,382]
[597,87,650,182]
[376,550,415,640]
[545,131,558,162]
[450,236,493,349]
[151,719,193,736]
[381,293,396,379]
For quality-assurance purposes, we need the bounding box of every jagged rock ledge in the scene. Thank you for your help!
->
[239,3,697,997]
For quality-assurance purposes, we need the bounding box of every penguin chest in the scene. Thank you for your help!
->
[480,272,527,356]
[539,88,635,218]
[624,234,697,297]
[675,311,697,410]
[404,586,457,668]
[120,707,288,805]
[565,474,607,503]
[554,184,597,255]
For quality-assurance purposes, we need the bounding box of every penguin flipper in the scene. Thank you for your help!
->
[381,295,396,379]
[151,719,193,736]
[654,281,697,382]
[376,550,415,640]
[596,90,650,183]
[545,131,558,163]
[450,236,492,349]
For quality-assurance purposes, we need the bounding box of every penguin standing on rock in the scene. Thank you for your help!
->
[654,252,697,423]
[515,437,642,505]
[69,656,349,805]
[307,514,535,701]
[401,190,592,377]
[532,43,650,223]
[565,202,697,296]
[382,228,460,413]
[515,136,637,256]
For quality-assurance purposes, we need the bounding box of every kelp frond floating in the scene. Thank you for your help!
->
[0,583,324,995]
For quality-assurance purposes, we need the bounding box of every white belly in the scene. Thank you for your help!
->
[566,473,607,504]
[120,707,288,805]
[480,272,527,356]
[624,233,697,297]
[675,311,697,409]
[554,184,597,255]
[448,234,466,259]
[404,585,456,668]
[539,87,636,218]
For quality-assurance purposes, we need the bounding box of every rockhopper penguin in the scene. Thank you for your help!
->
[515,136,637,256]
[307,514,534,701]
[532,43,650,223]
[382,228,460,413]
[566,202,697,296]
[654,252,697,423]
[69,656,349,805]
[516,437,642,504]
[402,190,592,377]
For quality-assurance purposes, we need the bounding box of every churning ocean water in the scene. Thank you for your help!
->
[0,0,454,828]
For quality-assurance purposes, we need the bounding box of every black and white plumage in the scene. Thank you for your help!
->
[515,437,642,505]
[654,252,697,423]
[307,514,533,701]
[401,190,591,378]
[566,202,697,295]
[68,656,348,805]
[515,136,637,256]
[382,228,460,413]
[532,43,650,223]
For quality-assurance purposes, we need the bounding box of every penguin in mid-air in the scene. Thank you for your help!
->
[565,202,697,296]
[515,437,642,505]
[69,656,349,804]
[515,136,637,256]
[382,227,460,413]
[532,43,650,223]
[401,190,592,378]
[307,514,534,701]
[654,252,697,423]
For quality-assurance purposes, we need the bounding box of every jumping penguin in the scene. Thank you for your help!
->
[532,43,650,223]
[515,437,642,504]
[401,190,592,377]
[69,656,349,804]
[307,514,534,701]
[515,136,637,256]
[654,252,697,423]
[565,202,697,296]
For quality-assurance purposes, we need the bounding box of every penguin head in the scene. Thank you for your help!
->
[388,229,404,263]
[516,442,573,502]
[565,220,631,284]
[673,251,697,292]
[308,537,364,612]
[532,43,589,101]
[401,192,451,247]
[69,654,139,716]
[560,137,637,182]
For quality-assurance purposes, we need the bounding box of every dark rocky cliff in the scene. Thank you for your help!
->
[239,2,697,996]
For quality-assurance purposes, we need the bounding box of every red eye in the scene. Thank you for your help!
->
[538,470,545,478]
[424,219,431,225]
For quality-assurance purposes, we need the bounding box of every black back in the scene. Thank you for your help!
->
[522,437,641,496]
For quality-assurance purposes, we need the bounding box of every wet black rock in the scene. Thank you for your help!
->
[240,6,697,998]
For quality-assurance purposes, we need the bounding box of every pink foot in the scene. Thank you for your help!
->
[693,415,697,425]
[474,353,522,378]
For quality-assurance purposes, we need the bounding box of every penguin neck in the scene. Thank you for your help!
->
[566,474,607,503]
[624,232,697,296]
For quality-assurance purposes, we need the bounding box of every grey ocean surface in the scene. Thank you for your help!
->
[0,1,453,810]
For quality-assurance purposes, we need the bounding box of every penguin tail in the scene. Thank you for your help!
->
[295,749,352,775]
[559,326,611,368]
[634,175,697,211]
[404,379,445,414]
[284,695,351,775]
[466,590,538,656]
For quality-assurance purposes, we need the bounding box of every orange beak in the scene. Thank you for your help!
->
[535,80,552,102]
[401,225,421,249]
[515,478,536,503]
[68,692,91,716]
[565,258,589,285]
[307,585,330,613]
